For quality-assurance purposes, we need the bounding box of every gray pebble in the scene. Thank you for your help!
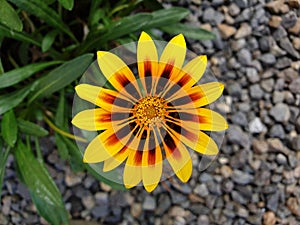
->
[259,53,276,65]
[276,57,292,69]
[249,117,267,133]
[227,125,250,148]
[142,196,156,211]
[231,111,248,127]
[246,67,259,83]
[269,103,291,122]
[267,191,279,211]
[237,48,252,66]
[232,170,254,185]
[273,26,287,41]
[202,7,224,25]
[292,136,300,151]
[289,78,300,94]
[276,153,287,165]
[269,124,285,139]
[261,78,274,92]
[280,38,300,59]
[250,84,264,99]
[281,11,297,29]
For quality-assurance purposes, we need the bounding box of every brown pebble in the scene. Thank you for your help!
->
[263,211,276,225]
[287,198,300,216]
[268,16,282,28]
[218,24,236,39]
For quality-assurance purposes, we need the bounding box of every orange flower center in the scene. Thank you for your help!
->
[134,96,166,129]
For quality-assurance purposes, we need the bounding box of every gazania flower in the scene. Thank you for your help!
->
[72,31,228,192]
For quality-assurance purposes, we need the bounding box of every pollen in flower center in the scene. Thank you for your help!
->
[134,96,166,128]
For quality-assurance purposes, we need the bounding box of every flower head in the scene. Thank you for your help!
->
[72,32,228,192]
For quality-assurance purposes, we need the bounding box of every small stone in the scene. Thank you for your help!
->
[215,102,231,113]
[268,16,282,28]
[296,117,300,132]
[269,103,291,122]
[235,23,252,39]
[292,136,300,151]
[237,48,252,66]
[202,7,224,25]
[252,139,268,154]
[249,117,267,133]
[292,37,300,49]
[259,37,272,52]
[267,191,279,211]
[273,91,284,103]
[227,82,242,98]
[170,206,186,217]
[261,78,274,92]
[259,53,276,65]
[229,3,240,16]
[280,38,300,59]
[269,124,285,139]
[276,57,292,69]
[276,153,287,165]
[266,0,289,13]
[156,195,171,216]
[143,196,156,211]
[91,205,109,218]
[131,203,142,218]
[267,138,284,152]
[235,0,248,8]
[220,165,233,178]
[232,170,254,185]
[294,166,300,178]
[227,125,250,148]
[237,207,249,218]
[281,11,297,29]
[246,67,259,83]
[289,18,300,35]
[263,211,276,225]
[250,84,264,99]
[289,78,300,94]
[197,215,210,225]
[287,0,300,8]
[194,184,209,197]
[217,24,236,39]
[82,195,95,210]
[65,171,83,187]
[273,26,287,41]
[232,111,248,126]
[287,197,300,216]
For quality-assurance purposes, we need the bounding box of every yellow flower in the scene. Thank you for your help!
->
[72,31,228,192]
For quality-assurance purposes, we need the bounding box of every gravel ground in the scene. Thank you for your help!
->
[1,0,300,224]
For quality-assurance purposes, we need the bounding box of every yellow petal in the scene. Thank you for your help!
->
[72,108,111,131]
[103,148,129,172]
[142,131,163,192]
[123,151,142,188]
[198,108,228,131]
[159,34,186,70]
[167,82,224,108]
[159,129,192,182]
[177,55,207,88]
[75,84,101,106]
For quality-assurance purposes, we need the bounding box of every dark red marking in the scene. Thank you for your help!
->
[133,151,143,166]
[177,73,192,87]
[148,149,156,165]
[115,73,130,88]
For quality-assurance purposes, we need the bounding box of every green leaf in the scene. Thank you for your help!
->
[161,23,216,40]
[9,0,76,41]
[28,54,93,103]
[78,14,153,54]
[1,110,17,147]
[0,23,40,46]
[17,118,49,137]
[42,30,58,52]
[0,84,33,115]
[0,0,23,31]
[0,145,10,200]
[14,141,69,225]
[58,0,74,10]
[144,7,189,29]
[0,61,62,89]
[55,133,69,160]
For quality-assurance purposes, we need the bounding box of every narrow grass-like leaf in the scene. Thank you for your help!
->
[42,30,58,52]
[17,118,49,137]
[0,61,62,89]
[0,145,10,200]
[0,24,40,46]
[0,0,23,31]
[58,0,74,10]
[161,23,216,40]
[78,14,153,54]
[144,7,189,29]
[1,110,17,147]
[9,0,76,41]
[28,54,93,103]
[0,84,33,115]
[14,141,69,225]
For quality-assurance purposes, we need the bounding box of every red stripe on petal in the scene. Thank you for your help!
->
[134,151,143,166]
[148,149,156,165]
